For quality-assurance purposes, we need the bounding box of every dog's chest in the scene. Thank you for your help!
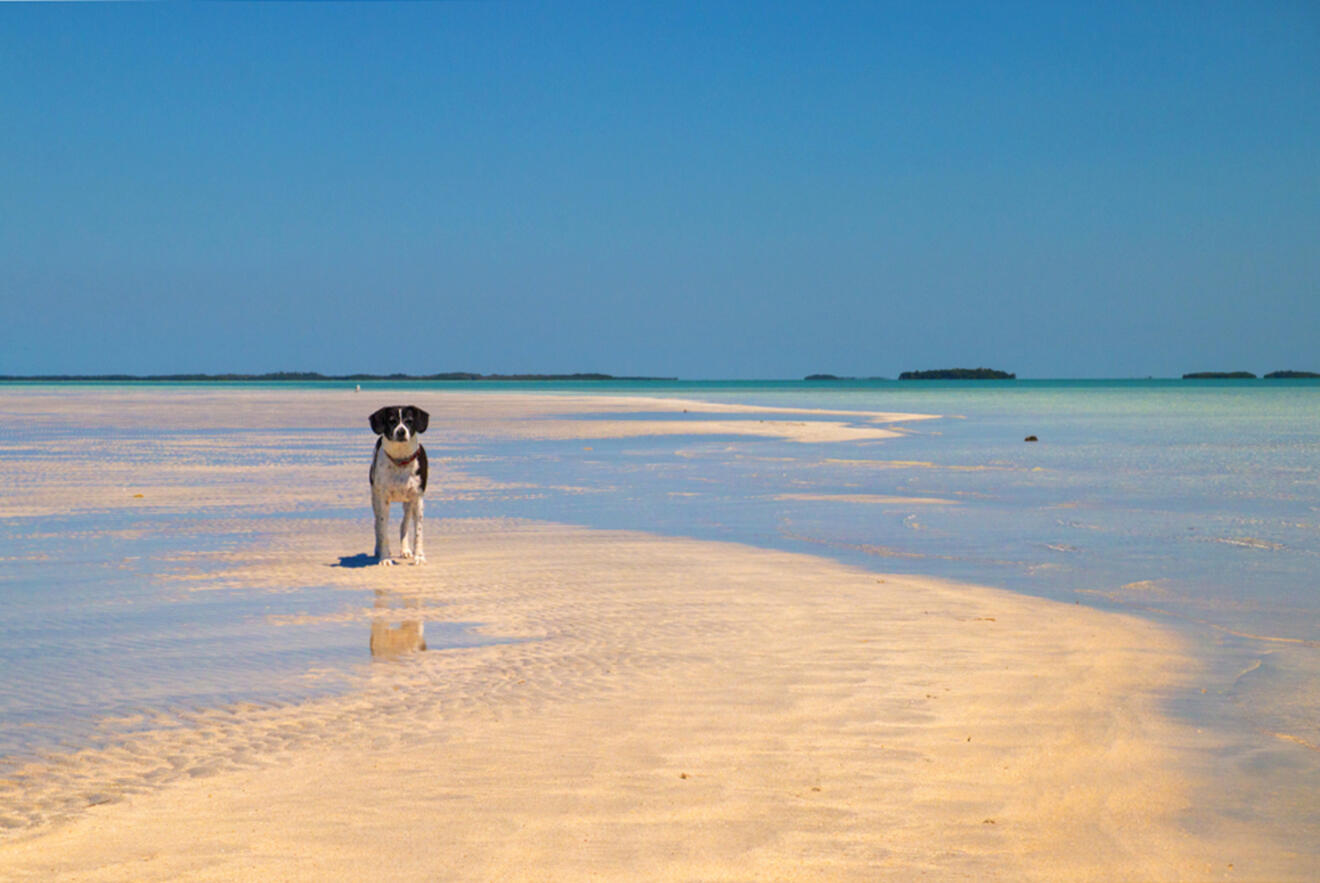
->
[373,452,423,502]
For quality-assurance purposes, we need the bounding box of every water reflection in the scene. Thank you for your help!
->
[369,590,428,658]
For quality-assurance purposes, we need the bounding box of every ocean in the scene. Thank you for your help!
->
[1,378,1317,851]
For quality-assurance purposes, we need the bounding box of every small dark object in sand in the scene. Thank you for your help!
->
[1024,435,1038,442]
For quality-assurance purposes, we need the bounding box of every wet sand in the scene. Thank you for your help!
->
[0,387,1285,879]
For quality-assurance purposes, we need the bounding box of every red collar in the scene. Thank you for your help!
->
[386,449,420,467]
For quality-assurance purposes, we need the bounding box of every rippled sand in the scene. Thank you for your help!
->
[0,387,1293,879]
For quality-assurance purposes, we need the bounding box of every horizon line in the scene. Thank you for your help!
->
[2,372,1317,383]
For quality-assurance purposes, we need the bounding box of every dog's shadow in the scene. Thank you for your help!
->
[333,553,378,569]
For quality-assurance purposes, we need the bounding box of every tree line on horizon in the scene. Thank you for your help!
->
[0,371,679,382]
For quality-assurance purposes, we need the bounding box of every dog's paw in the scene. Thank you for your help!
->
[411,554,426,566]
[377,557,396,567]
[399,549,414,560]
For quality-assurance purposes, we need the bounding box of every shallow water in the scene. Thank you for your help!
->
[0,513,349,765]
[0,502,493,774]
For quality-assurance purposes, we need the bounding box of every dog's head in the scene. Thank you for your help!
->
[369,405,430,442]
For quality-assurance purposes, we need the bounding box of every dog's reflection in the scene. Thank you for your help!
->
[369,589,428,658]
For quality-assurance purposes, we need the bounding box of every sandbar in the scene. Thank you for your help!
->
[0,387,1285,879]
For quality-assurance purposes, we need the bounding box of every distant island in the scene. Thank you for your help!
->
[802,374,890,381]
[1264,370,1320,379]
[0,371,678,382]
[1182,372,1257,379]
[898,368,1016,380]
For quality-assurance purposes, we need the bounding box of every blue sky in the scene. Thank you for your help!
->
[2,2,1316,378]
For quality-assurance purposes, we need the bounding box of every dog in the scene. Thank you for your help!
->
[368,405,429,565]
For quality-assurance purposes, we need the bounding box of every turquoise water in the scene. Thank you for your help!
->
[456,379,1319,672]
[1,379,1317,851]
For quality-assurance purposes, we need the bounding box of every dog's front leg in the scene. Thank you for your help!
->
[373,492,394,565]
[411,497,425,565]
[399,504,415,560]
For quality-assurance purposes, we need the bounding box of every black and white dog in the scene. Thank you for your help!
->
[368,405,429,566]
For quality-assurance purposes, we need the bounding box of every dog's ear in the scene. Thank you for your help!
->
[409,406,429,434]
[368,407,391,436]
